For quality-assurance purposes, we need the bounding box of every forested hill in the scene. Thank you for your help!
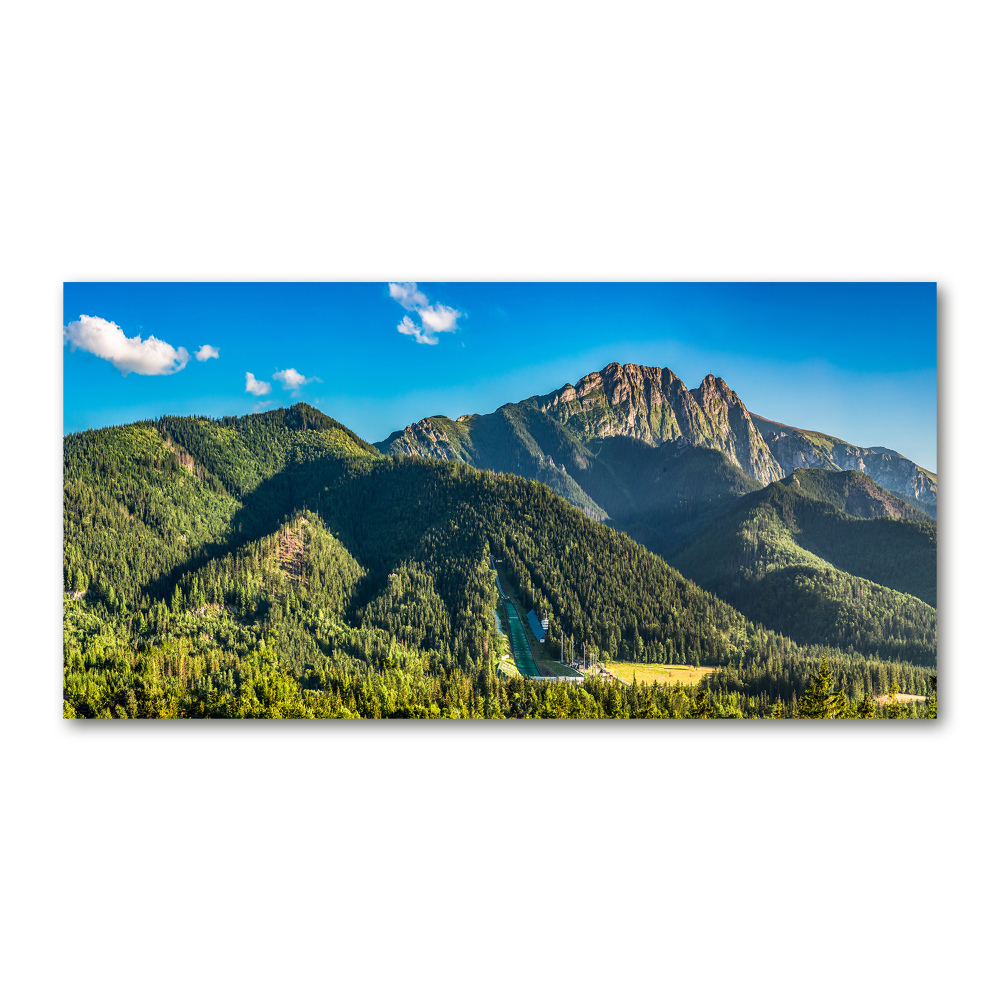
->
[670,475,937,664]
[63,404,936,719]
[780,469,932,523]
[64,405,775,666]
[63,404,377,605]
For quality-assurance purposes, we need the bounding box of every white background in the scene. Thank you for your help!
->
[1,2,995,997]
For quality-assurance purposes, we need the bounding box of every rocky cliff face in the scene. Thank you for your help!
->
[752,415,937,513]
[531,363,783,484]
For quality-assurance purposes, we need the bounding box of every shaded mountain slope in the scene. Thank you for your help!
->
[784,468,931,522]
[670,477,937,663]
[582,439,764,553]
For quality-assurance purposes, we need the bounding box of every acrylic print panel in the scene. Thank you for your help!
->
[62,282,937,719]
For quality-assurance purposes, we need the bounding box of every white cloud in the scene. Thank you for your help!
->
[195,344,219,361]
[389,282,429,310]
[274,368,306,391]
[274,367,319,393]
[388,282,462,345]
[398,315,439,345]
[245,372,271,395]
[417,303,461,334]
[64,314,189,376]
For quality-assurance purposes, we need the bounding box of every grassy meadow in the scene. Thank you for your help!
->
[604,662,715,687]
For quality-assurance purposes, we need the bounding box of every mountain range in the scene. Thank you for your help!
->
[377,362,936,521]
[62,363,937,718]
[374,362,936,664]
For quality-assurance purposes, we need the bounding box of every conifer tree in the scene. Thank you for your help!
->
[795,657,849,718]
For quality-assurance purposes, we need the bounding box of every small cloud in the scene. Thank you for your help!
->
[398,315,438,345]
[273,367,321,394]
[63,314,189,376]
[274,368,307,392]
[389,282,429,310]
[389,282,462,346]
[253,399,279,411]
[417,303,460,334]
[245,372,271,396]
[195,344,219,361]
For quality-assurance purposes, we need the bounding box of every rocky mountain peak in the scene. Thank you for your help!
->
[694,373,738,405]
[532,362,781,484]
[596,361,683,391]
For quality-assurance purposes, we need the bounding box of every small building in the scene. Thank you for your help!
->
[525,609,546,642]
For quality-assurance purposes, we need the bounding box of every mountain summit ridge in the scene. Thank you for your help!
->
[380,361,782,484]
[377,361,934,517]
[530,363,779,482]
[749,411,936,512]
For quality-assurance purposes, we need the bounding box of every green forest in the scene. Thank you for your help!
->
[63,404,936,719]
[669,476,937,663]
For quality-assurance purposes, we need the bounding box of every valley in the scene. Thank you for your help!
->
[493,561,583,679]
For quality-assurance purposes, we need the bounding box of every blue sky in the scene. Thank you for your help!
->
[63,282,938,472]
